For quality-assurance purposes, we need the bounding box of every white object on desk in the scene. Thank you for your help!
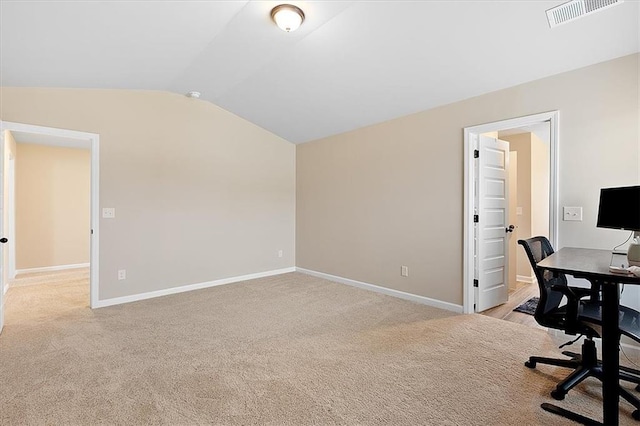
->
[609,266,632,274]
[628,238,640,266]
[610,252,631,274]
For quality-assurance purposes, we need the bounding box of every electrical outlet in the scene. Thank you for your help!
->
[401,266,409,277]
[118,269,126,280]
[278,250,283,258]
[102,208,116,219]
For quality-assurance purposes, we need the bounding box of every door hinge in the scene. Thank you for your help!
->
[473,214,479,223]
[473,279,479,288]
[474,149,479,158]
[91,229,94,235]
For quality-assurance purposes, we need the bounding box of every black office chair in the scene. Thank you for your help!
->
[518,236,640,417]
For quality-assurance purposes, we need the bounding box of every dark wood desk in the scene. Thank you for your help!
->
[538,248,640,425]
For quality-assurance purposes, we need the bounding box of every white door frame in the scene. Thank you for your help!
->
[8,155,15,282]
[463,111,559,314]
[0,121,100,308]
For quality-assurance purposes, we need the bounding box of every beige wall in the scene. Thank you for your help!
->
[530,133,550,239]
[297,54,639,306]
[15,143,90,270]
[0,89,296,301]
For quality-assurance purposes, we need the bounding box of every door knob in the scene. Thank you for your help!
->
[505,225,515,233]
[0,237,7,243]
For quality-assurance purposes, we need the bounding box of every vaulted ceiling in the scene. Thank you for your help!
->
[1,1,638,143]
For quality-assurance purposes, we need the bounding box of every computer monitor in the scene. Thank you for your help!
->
[596,185,640,233]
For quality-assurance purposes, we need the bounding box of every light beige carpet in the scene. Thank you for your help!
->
[1,271,638,425]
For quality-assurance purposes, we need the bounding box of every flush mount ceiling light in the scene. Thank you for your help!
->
[271,4,305,32]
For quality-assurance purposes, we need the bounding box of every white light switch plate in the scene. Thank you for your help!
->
[563,206,583,221]
[401,266,409,277]
[102,208,115,219]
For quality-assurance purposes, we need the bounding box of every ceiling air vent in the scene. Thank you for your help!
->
[546,0,623,28]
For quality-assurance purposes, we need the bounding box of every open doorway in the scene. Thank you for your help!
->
[11,139,91,301]
[500,124,551,287]
[462,111,559,316]
[0,121,99,333]
[479,124,551,326]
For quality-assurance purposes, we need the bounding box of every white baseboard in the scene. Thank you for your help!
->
[296,267,463,314]
[517,274,535,284]
[3,283,7,295]
[16,263,90,275]
[94,267,296,309]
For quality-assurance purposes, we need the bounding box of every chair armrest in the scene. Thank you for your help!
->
[550,284,579,301]
[568,283,601,302]
[551,284,581,333]
[569,286,595,299]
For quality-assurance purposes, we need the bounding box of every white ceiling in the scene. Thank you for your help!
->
[2,1,638,144]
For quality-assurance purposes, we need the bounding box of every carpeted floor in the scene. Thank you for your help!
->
[1,271,638,424]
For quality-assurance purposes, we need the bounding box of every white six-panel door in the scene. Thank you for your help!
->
[0,127,5,334]
[475,135,510,312]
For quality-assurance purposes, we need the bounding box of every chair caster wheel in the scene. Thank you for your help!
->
[633,409,640,421]
[525,360,536,369]
[551,389,565,400]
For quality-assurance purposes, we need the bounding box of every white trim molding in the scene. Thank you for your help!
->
[516,275,535,284]
[94,267,296,308]
[296,267,463,314]
[16,263,90,275]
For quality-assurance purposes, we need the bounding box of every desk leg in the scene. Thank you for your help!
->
[601,281,620,426]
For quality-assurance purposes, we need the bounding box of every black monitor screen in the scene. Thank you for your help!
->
[596,186,640,231]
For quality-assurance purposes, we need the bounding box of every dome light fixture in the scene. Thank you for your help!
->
[270,4,305,32]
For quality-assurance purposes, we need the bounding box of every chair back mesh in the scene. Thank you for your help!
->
[517,236,567,327]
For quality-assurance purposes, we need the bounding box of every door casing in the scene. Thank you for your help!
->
[0,121,100,309]
[463,111,559,314]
